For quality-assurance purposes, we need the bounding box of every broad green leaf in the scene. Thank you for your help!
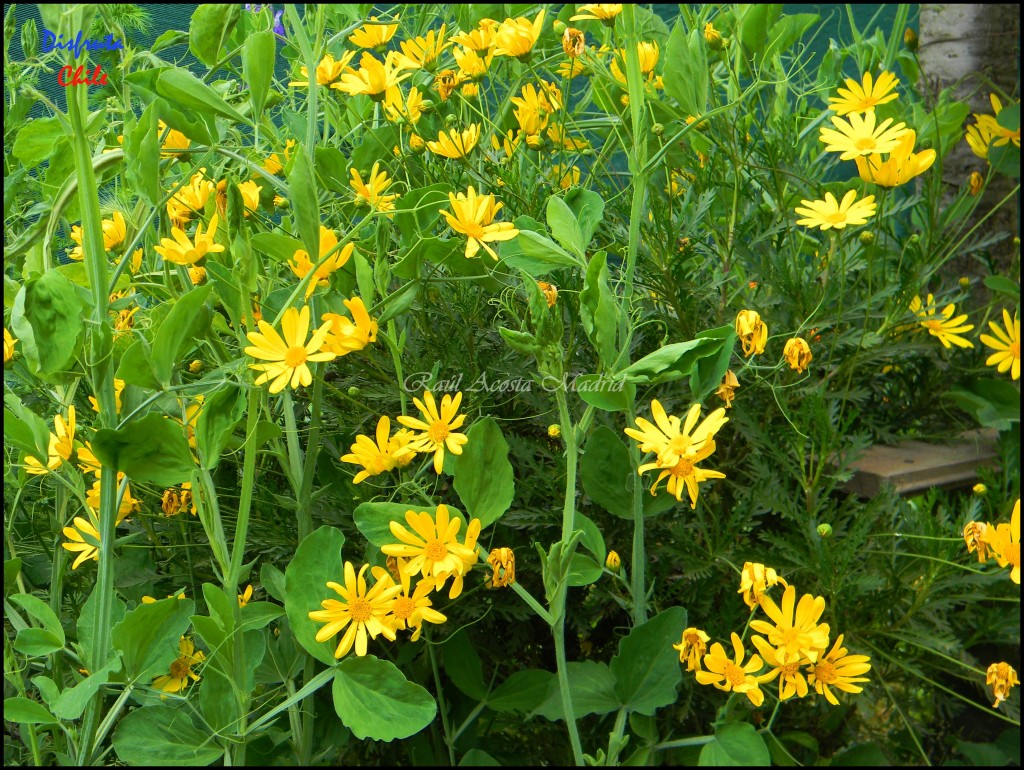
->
[831,742,888,766]
[115,339,162,390]
[313,147,350,194]
[4,393,52,465]
[487,669,556,713]
[284,526,347,666]
[110,596,196,680]
[11,270,84,377]
[763,13,820,61]
[189,4,241,67]
[3,697,58,724]
[260,563,287,604]
[689,324,737,402]
[566,553,603,587]
[4,558,22,593]
[664,24,707,117]
[575,374,635,412]
[151,29,188,54]
[156,69,248,124]
[78,588,127,673]
[251,232,304,264]
[575,513,606,566]
[195,384,245,469]
[442,629,487,701]
[579,251,620,368]
[533,661,619,720]
[202,582,237,633]
[243,30,275,119]
[13,116,65,168]
[155,98,215,146]
[151,285,213,386]
[610,606,686,714]
[11,594,64,642]
[459,749,500,766]
[502,230,581,276]
[92,413,195,487]
[581,426,632,518]
[332,656,437,742]
[288,143,320,260]
[546,195,585,258]
[617,338,722,385]
[14,628,64,657]
[354,503,466,549]
[200,665,241,736]
[563,188,604,251]
[699,722,770,766]
[125,102,160,206]
[394,184,452,247]
[498,326,539,356]
[983,275,1020,301]
[52,657,122,720]
[450,418,515,527]
[112,705,225,765]
[737,4,783,59]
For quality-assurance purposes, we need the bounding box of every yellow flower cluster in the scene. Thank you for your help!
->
[310,504,482,658]
[680,562,871,706]
[963,498,1020,585]
[907,295,1018,377]
[342,389,469,479]
[966,93,1020,161]
[624,399,728,509]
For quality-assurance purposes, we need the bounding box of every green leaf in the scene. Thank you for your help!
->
[115,339,162,390]
[251,232,304,264]
[112,705,225,765]
[288,143,320,261]
[502,230,581,276]
[242,30,275,119]
[498,326,539,356]
[610,607,686,714]
[945,379,1021,430]
[332,655,437,742]
[831,742,888,766]
[260,563,287,604]
[3,697,58,725]
[11,594,64,642]
[763,13,820,61]
[487,669,556,713]
[313,147,351,194]
[189,4,241,67]
[459,749,501,766]
[983,275,1020,301]
[11,270,84,376]
[200,665,241,736]
[394,184,452,247]
[110,596,196,680]
[151,285,213,387]
[52,657,122,720]
[566,553,603,587]
[156,68,248,124]
[285,525,346,666]
[580,251,620,368]
[737,4,783,59]
[91,413,195,487]
[575,374,634,412]
[13,116,65,168]
[155,98,215,146]
[699,722,771,766]
[4,393,52,465]
[442,629,488,701]
[989,142,1020,179]
[664,25,707,117]
[125,102,160,206]
[581,426,633,518]
[151,29,188,54]
[14,628,64,657]
[78,587,127,673]
[4,558,22,593]
[617,338,721,385]
[689,325,737,402]
[195,384,245,469]
[354,503,467,549]
[575,513,606,566]
[450,418,515,527]
[563,188,604,251]
[533,661,619,720]
[546,195,585,258]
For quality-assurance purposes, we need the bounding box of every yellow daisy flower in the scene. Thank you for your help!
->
[238,585,254,607]
[570,4,623,24]
[751,635,811,700]
[396,390,470,473]
[855,130,937,187]
[86,472,140,524]
[828,70,900,115]
[695,632,765,707]
[987,661,1019,708]
[341,415,412,484]
[749,584,831,662]
[62,514,102,570]
[397,24,449,70]
[643,444,726,509]
[102,211,127,251]
[909,293,975,349]
[980,309,1020,380]
[983,499,1020,584]
[427,124,480,159]
[348,17,399,49]
[321,297,378,356]
[783,337,813,373]
[805,634,872,705]
[735,309,768,356]
[493,10,546,60]
[25,405,76,476]
[243,305,336,394]
[152,636,206,693]
[439,185,519,260]
[4,327,16,363]
[453,46,492,80]
[154,214,225,266]
[310,561,403,659]
[794,190,877,230]
[624,400,729,468]
[673,627,710,672]
[737,562,787,609]
[157,120,190,158]
[819,111,909,160]
[289,227,353,299]
[332,51,413,101]
[166,169,215,228]
[349,162,399,213]
[451,19,498,56]
[382,85,425,125]
[381,504,479,587]
[288,52,354,87]
[372,568,447,641]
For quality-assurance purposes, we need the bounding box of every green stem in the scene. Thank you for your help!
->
[428,639,456,765]
[226,386,262,591]
[296,368,326,541]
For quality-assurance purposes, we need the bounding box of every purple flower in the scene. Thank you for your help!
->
[273,9,285,35]
[244,3,264,12]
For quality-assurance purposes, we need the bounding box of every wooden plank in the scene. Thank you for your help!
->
[844,429,1000,498]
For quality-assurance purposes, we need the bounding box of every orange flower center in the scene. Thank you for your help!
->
[1008,339,1020,358]
[169,658,191,679]
[425,539,448,561]
[349,597,372,622]
[854,136,877,152]
[779,661,800,678]
[780,628,801,647]
[392,596,415,620]
[723,661,746,687]
[826,210,848,224]
[428,420,450,444]
[284,346,308,368]
[684,631,702,647]
[925,319,944,333]
[1006,542,1019,569]
[669,457,694,478]
[813,659,837,684]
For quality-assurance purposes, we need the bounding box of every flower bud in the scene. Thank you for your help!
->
[444,113,459,127]
[704,22,725,50]
[959,276,971,289]
[651,122,665,136]
[817,523,833,538]
[859,230,875,245]
[972,483,987,496]
[189,360,203,374]
[409,133,426,153]
[347,385,361,397]
[605,550,621,571]
[547,424,561,438]
[21,18,38,59]
[904,27,919,51]
[553,19,567,35]
[968,171,983,196]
